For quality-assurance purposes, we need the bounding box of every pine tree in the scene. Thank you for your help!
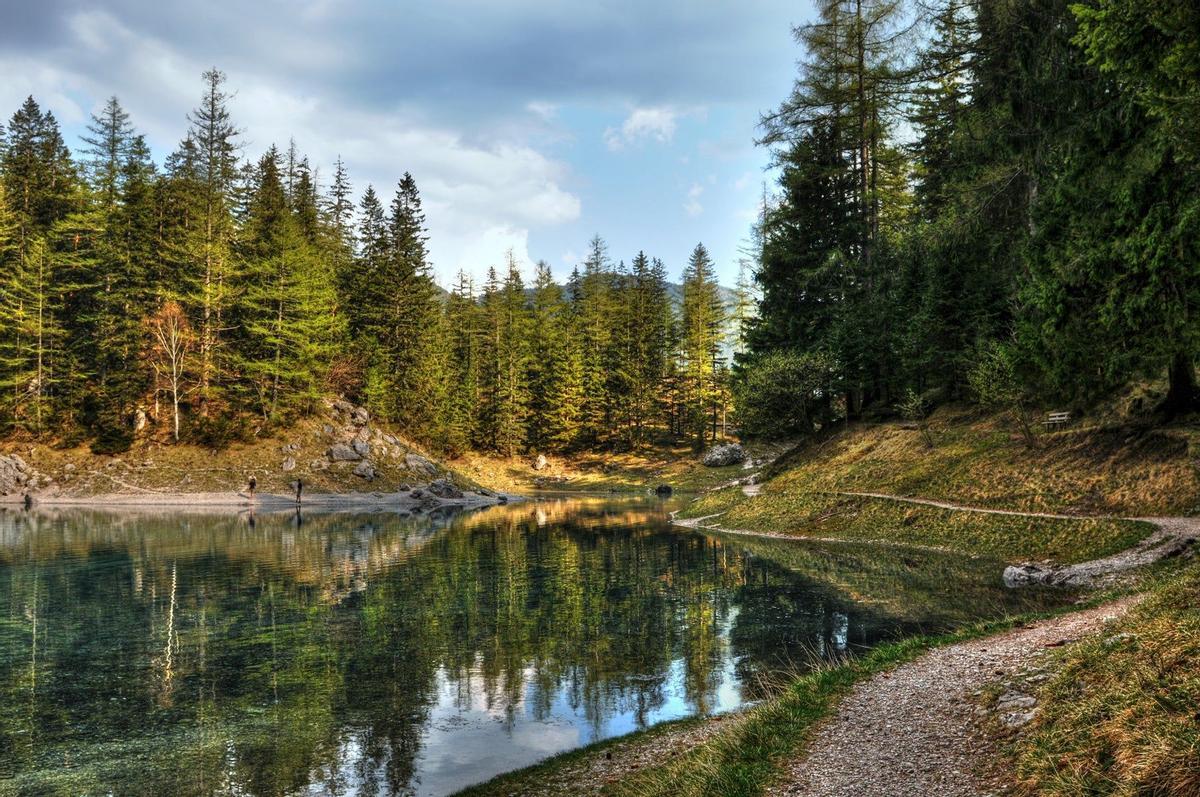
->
[527,260,582,451]
[441,271,481,454]
[235,146,343,420]
[183,68,239,416]
[81,96,134,212]
[679,243,725,448]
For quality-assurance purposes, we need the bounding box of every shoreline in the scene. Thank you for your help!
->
[0,488,522,514]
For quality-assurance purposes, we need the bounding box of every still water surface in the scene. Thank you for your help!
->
[0,496,1067,796]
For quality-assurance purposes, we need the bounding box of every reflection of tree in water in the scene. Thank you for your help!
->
[0,500,1066,795]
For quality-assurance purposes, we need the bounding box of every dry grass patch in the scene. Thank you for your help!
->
[1014,563,1200,795]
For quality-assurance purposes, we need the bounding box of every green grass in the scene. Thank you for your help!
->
[678,486,1151,564]
[759,408,1200,516]
[1012,560,1200,796]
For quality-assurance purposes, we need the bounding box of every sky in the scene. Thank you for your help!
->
[0,0,812,287]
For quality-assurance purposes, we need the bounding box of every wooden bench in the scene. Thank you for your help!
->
[1044,411,1071,429]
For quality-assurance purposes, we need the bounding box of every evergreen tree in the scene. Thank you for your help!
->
[527,260,582,450]
[679,243,725,447]
[235,146,342,420]
[183,68,239,416]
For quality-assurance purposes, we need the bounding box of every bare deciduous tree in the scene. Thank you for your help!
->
[146,301,195,442]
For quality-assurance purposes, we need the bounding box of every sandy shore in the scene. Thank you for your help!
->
[0,488,520,514]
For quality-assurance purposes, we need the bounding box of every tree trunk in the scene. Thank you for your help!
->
[1163,350,1198,417]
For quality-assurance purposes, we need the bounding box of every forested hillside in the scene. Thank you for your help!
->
[738,0,1199,435]
[0,72,737,456]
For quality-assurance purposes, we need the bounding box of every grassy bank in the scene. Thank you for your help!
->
[453,440,785,494]
[759,408,1200,516]
[1012,564,1200,795]
[678,487,1150,564]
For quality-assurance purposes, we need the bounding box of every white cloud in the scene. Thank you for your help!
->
[3,9,581,287]
[604,106,680,150]
[684,183,704,217]
[733,171,753,191]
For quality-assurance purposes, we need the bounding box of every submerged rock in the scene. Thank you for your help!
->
[701,443,747,467]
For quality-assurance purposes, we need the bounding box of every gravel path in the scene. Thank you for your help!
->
[772,596,1141,797]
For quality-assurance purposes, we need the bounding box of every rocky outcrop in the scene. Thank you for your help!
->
[352,440,370,458]
[701,443,746,467]
[0,454,35,495]
[353,461,376,480]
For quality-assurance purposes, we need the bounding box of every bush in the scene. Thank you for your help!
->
[734,350,837,437]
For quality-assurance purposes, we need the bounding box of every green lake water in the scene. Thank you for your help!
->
[0,496,1070,796]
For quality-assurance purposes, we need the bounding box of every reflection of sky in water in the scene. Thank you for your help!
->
[405,608,746,796]
[0,498,1070,797]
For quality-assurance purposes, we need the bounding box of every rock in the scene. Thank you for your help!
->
[332,398,355,415]
[351,407,370,426]
[996,691,1038,711]
[353,461,376,480]
[64,463,76,472]
[428,479,464,499]
[327,443,362,462]
[282,457,297,472]
[1000,709,1037,729]
[405,453,437,476]
[654,484,673,496]
[497,494,509,504]
[399,483,412,491]
[0,454,33,495]
[476,487,494,497]
[352,440,371,458]
[309,459,330,472]
[382,433,399,446]
[134,407,148,432]
[701,443,747,467]
[532,454,548,471]
[410,489,424,498]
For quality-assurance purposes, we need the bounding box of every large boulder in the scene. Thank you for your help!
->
[327,443,362,462]
[405,453,437,476]
[353,461,376,480]
[352,440,371,458]
[427,479,464,499]
[532,454,548,471]
[281,457,297,472]
[0,454,33,495]
[701,443,747,468]
[351,407,370,426]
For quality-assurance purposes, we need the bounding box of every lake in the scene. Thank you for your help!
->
[0,496,1068,796]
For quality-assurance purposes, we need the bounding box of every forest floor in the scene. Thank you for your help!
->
[459,407,1200,797]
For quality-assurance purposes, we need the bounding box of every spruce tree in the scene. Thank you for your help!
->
[680,244,725,448]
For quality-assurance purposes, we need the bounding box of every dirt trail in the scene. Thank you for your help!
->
[772,596,1141,797]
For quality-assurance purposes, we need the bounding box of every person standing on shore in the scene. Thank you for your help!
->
[248,474,257,502]
[295,478,303,505]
